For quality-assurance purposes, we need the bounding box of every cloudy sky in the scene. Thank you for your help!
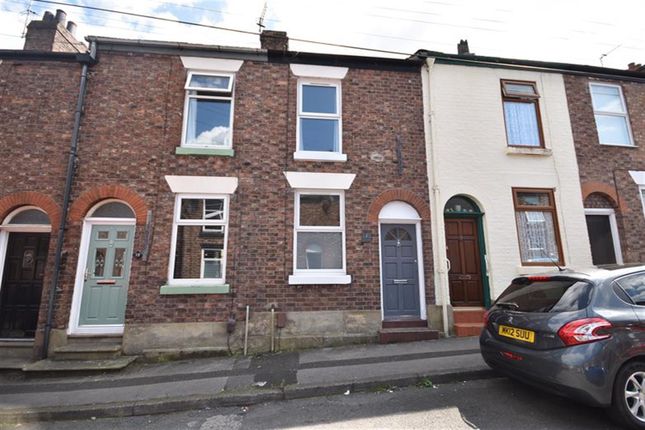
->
[0,0,643,69]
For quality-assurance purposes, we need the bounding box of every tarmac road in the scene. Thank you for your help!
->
[1,376,623,430]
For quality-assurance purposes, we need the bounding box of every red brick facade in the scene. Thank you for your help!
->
[564,74,645,262]
[0,40,434,348]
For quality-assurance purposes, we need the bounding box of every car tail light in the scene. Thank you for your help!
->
[558,318,612,346]
[527,276,551,282]
[483,309,491,326]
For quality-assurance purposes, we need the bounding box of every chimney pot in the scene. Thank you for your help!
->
[55,9,66,25]
[43,11,54,22]
[66,21,77,35]
[260,30,289,52]
[457,39,470,55]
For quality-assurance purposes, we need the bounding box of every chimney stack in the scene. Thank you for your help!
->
[23,9,86,53]
[260,30,289,52]
[627,62,645,73]
[457,39,470,55]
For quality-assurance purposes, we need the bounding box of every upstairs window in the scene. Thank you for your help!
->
[182,72,234,148]
[296,80,345,161]
[513,188,563,266]
[501,80,543,147]
[590,83,633,146]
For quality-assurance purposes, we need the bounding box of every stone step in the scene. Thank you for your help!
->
[382,319,428,329]
[0,339,34,359]
[22,356,137,373]
[378,327,440,344]
[453,307,487,324]
[141,346,229,361]
[53,343,122,361]
[454,323,485,337]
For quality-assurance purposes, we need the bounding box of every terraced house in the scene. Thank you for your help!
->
[0,11,439,368]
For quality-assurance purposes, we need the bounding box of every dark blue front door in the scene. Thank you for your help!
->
[381,224,420,319]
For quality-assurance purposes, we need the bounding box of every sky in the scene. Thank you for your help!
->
[0,0,643,70]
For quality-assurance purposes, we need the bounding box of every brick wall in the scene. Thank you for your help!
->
[564,74,645,262]
[38,51,433,328]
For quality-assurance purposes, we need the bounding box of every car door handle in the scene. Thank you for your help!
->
[393,279,408,284]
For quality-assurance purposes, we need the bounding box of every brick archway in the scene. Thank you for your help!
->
[0,192,61,229]
[69,185,148,224]
[367,189,431,223]
[581,181,627,213]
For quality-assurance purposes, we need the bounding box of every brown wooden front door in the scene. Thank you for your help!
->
[0,232,50,338]
[445,218,484,306]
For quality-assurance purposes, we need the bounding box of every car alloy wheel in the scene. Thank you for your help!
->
[625,371,645,423]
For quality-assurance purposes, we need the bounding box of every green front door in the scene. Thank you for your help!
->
[79,225,134,326]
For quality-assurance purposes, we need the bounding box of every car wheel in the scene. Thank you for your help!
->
[612,362,645,429]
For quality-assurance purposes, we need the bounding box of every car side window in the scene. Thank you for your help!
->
[616,273,645,306]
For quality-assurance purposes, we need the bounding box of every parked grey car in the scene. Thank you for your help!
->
[480,264,645,429]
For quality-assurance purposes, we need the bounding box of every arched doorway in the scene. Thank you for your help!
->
[584,192,623,265]
[444,196,490,307]
[0,207,51,338]
[378,201,426,321]
[69,200,136,335]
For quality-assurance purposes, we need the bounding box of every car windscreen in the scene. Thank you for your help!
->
[495,278,593,313]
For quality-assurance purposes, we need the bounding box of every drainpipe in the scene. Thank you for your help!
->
[421,58,450,336]
[42,41,96,359]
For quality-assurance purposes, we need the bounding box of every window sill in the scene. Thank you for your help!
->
[175,147,235,157]
[293,151,347,162]
[160,284,230,295]
[505,147,552,156]
[288,274,351,285]
[599,143,637,148]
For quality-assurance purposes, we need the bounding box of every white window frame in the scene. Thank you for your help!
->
[589,82,635,147]
[584,208,623,265]
[168,194,229,286]
[294,79,347,162]
[180,71,235,149]
[639,187,645,220]
[200,247,223,279]
[289,189,350,284]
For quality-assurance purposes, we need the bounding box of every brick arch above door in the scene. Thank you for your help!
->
[0,191,61,229]
[581,181,628,213]
[367,189,431,223]
[69,185,148,225]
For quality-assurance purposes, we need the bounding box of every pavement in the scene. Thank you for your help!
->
[0,336,494,424]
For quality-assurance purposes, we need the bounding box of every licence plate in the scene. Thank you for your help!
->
[498,325,535,343]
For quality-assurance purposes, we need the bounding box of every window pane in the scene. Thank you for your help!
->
[591,85,624,113]
[185,98,231,147]
[173,225,225,279]
[296,232,343,270]
[91,202,135,218]
[516,210,559,263]
[504,82,537,96]
[180,199,225,221]
[595,114,631,145]
[618,274,645,306]
[8,209,50,224]
[299,195,340,227]
[504,101,541,146]
[189,74,230,91]
[302,85,337,114]
[300,118,339,152]
[516,192,550,207]
[202,248,222,279]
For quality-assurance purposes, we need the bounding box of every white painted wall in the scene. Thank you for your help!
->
[428,63,593,301]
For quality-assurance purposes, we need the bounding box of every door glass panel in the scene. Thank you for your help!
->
[112,248,126,277]
[97,231,109,240]
[94,248,107,277]
[116,231,128,240]
[384,227,412,242]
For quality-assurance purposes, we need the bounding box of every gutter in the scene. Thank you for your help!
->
[0,50,95,64]
[421,58,450,336]
[413,50,645,83]
[41,41,97,359]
